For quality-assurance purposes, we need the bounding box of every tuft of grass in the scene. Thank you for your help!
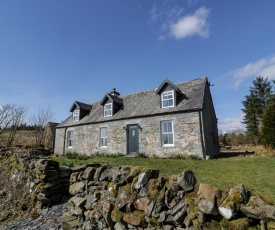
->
[51,155,275,204]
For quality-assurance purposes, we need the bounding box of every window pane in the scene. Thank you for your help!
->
[163,134,168,145]
[167,122,172,132]
[106,104,111,109]
[101,138,107,147]
[168,133,173,144]
[67,131,73,147]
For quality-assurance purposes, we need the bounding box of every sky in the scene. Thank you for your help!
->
[1,0,275,133]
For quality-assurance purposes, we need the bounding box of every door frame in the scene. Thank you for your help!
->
[126,124,139,155]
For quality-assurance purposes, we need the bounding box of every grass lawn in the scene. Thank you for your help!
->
[52,155,275,204]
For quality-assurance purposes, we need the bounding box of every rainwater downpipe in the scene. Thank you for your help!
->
[63,127,68,156]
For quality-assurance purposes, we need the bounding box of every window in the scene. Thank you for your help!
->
[67,130,73,148]
[161,121,174,146]
[104,103,112,117]
[100,127,108,147]
[162,90,174,108]
[73,110,79,121]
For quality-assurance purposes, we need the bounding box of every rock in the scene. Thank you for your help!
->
[70,172,80,183]
[84,194,98,209]
[115,184,132,210]
[241,196,275,220]
[134,169,159,190]
[35,159,59,171]
[197,211,206,224]
[111,206,124,222]
[112,166,131,186]
[94,165,110,181]
[123,211,146,227]
[177,170,197,192]
[68,196,86,215]
[114,221,128,230]
[218,184,248,219]
[62,212,80,229]
[152,195,165,217]
[197,183,221,215]
[82,167,96,181]
[135,196,152,213]
[71,165,87,173]
[69,181,86,195]
[158,211,167,222]
[99,168,113,181]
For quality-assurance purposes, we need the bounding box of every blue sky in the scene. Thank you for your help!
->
[1,0,275,133]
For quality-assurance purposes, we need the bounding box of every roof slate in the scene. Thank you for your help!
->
[58,77,207,128]
[70,101,93,112]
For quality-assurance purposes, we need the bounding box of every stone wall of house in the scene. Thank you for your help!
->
[54,112,204,158]
[201,84,220,158]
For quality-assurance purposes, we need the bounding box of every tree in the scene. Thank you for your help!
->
[5,106,27,147]
[30,107,54,147]
[0,104,27,147]
[242,76,273,144]
[261,102,275,149]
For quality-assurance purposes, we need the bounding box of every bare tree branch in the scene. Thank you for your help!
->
[30,107,54,146]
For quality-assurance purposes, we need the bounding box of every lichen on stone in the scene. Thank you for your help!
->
[111,206,124,222]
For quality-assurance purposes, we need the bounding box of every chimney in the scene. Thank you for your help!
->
[110,88,120,97]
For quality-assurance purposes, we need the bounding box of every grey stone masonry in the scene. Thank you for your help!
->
[54,111,203,158]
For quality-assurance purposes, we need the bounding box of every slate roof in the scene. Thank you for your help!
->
[70,101,93,112]
[57,77,207,128]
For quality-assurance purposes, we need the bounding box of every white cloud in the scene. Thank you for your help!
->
[149,4,210,41]
[226,55,275,89]
[218,114,245,134]
[170,7,210,39]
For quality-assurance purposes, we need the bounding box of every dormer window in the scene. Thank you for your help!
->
[70,101,92,122]
[100,89,123,117]
[162,90,174,108]
[156,78,184,109]
[73,110,79,122]
[104,103,112,117]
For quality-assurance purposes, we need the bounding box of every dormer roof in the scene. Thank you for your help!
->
[70,101,93,112]
[156,78,184,95]
[100,93,123,106]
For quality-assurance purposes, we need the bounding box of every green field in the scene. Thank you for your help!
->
[52,154,275,204]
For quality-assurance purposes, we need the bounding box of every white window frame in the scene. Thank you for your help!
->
[67,130,74,148]
[100,127,108,147]
[73,110,79,122]
[161,121,174,146]
[104,103,112,117]
[162,90,175,108]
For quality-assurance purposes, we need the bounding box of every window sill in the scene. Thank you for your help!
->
[162,144,174,147]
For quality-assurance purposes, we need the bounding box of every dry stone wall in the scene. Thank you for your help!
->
[63,163,275,230]
[2,151,275,230]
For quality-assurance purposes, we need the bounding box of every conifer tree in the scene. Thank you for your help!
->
[241,76,273,144]
[261,102,275,149]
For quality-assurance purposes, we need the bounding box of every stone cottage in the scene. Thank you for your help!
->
[54,77,219,159]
